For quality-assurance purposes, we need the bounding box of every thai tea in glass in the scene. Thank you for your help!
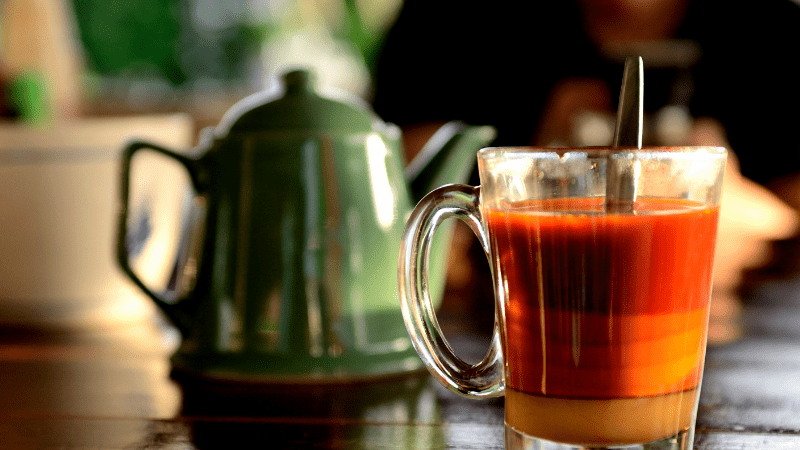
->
[399,147,726,449]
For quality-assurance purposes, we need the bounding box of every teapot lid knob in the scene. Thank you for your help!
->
[282,69,315,94]
[215,67,378,136]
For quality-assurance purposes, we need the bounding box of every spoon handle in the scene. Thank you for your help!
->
[607,56,644,212]
[613,56,644,148]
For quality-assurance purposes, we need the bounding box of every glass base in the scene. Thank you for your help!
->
[505,424,693,450]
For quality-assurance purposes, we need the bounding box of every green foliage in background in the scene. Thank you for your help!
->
[70,0,399,93]
[71,0,263,86]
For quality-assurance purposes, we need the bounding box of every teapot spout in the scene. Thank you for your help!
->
[405,121,496,202]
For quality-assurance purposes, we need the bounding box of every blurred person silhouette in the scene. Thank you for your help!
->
[372,0,800,326]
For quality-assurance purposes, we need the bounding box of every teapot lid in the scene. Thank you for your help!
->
[216,69,377,136]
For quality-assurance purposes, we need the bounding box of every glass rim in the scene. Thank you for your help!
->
[478,146,728,161]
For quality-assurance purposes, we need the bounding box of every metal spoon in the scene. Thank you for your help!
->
[606,56,644,213]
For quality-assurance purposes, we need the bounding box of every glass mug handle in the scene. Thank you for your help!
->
[398,184,504,398]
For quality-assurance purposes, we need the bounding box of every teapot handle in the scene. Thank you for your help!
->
[117,140,207,336]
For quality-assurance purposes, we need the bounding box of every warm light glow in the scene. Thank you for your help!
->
[366,134,396,230]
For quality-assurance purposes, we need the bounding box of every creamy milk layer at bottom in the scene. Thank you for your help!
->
[505,387,698,446]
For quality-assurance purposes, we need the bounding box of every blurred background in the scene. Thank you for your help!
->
[3,3,800,448]
[0,1,413,429]
[0,0,406,335]
[2,0,800,342]
[1,0,400,128]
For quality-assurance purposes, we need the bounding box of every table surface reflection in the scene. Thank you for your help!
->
[2,278,800,449]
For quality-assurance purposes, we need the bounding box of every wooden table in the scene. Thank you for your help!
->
[2,278,800,449]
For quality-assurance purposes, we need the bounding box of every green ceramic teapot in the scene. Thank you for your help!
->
[116,69,496,383]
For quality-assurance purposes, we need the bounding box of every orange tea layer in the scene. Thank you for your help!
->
[485,197,719,399]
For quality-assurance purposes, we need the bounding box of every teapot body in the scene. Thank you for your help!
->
[180,128,449,380]
[117,70,490,383]
[121,128,451,382]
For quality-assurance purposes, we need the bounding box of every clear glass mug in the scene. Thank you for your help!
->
[398,147,727,450]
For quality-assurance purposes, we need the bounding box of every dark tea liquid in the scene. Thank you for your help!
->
[486,197,719,445]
